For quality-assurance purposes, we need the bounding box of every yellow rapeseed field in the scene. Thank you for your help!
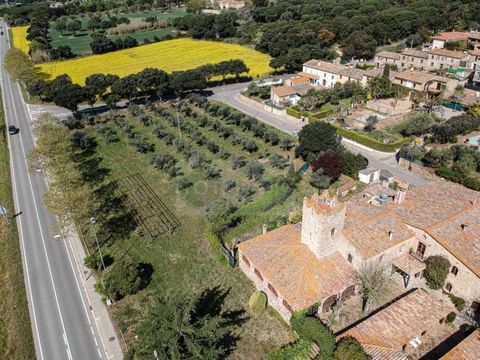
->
[11,26,30,54]
[39,38,272,84]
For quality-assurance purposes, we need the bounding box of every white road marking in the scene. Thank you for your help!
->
[5,60,74,360]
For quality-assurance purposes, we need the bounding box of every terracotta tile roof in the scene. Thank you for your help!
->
[426,205,480,277]
[238,223,357,311]
[392,253,426,275]
[360,345,407,360]
[339,67,364,80]
[441,330,480,360]
[271,85,297,97]
[343,289,453,358]
[376,51,401,60]
[394,70,450,85]
[298,71,319,80]
[430,48,467,59]
[468,33,480,41]
[363,67,385,78]
[303,59,345,75]
[343,212,414,259]
[402,48,429,59]
[288,76,310,85]
[432,32,469,42]
[470,49,480,57]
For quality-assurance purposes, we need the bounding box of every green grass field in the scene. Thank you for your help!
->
[74,100,318,357]
[0,96,35,359]
[49,8,185,55]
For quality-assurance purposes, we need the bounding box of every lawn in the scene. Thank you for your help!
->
[48,8,185,55]
[0,96,35,359]
[39,38,272,84]
[73,99,315,357]
[11,26,30,54]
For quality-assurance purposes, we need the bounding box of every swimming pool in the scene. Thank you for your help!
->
[468,135,480,146]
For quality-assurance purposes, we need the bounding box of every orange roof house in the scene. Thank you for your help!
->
[441,329,480,360]
[341,288,453,360]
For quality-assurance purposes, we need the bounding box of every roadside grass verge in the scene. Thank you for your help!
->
[0,93,35,359]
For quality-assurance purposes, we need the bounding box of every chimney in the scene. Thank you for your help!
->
[395,185,408,204]
[461,224,468,232]
[389,230,394,240]
[262,224,268,235]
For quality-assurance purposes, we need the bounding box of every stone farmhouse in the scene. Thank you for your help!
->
[301,59,364,88]
[441,329,480,359]
[340,288,453,360]
[392,70,460,96]
[238,180,480,322]
[432,31,480,50]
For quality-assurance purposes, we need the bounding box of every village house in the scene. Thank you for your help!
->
[400,48,429,70]
[238,180,480,322]
[441,329,480,359]
[374,51,402,69]
[301,59,364,88]
[471,49,480,86]
[340,288,453,359]
[392,69,459,96]
[270,81,312,107]
[432,31,470,49]
[427,48,470,71]
[216,0,245,10]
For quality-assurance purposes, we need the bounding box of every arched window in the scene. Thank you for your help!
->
[451,266,459,276]
[445,282,453,292]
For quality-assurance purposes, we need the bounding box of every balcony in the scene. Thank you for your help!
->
[409,248,425,262]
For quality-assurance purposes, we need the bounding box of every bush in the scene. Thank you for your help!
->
[310,169,331,189]
[98,258,152,301]
[446,311,457,323]
[175,177,192,190]
[270,339,312,360]
[224,179,236,192]
[425,256,451,290]
[232,155,247,169]
[244,161,264,181]
[238,184,256,202]
[249,291,267,313]
[334,336,369,360]
[204,166,220,179]
[290,312,336,360]
[448,293,466,311]
[308,108,334,123]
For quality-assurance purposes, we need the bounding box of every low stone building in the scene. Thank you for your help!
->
[301,59,364,88]
[441,329,480,359]
[238,180,480,322]
[392,70,459,96]
[340,288,453,360]
[427,48,469,71]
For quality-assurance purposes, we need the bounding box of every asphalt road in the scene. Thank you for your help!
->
[1,21,106,360]
[210,84,429,187]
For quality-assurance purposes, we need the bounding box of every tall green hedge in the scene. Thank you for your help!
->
[286,106,301,118]
[269,339,313,360]
[335,125,411,152]
[309,109,334,123]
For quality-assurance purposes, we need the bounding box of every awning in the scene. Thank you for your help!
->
[393,253,426,275]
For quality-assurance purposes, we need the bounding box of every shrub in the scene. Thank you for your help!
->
[151,154,177,171]
[425,256,451,290]
[232,155,247,170]
[310,168,331,189]
[175,177,192,190]
[448,293,466,311]
[308,108,334,123]
[238,184,256,202]
[312,150,344,180]
[269,153,288,169]
[243,139,258,153]
[224,179,236,192]
[204,166,220,179]
[446,311,457,323]
[249,291,267,313]
[188,153,207,169]
[270,339,312,360]
[129,138,154,153]
[334,336,369,360]
[244,161,264,181]
[98,258,152,301]
[206,197,236,233]
[290,312,336,360]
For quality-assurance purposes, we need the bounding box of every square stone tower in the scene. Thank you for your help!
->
[301,192,346,259]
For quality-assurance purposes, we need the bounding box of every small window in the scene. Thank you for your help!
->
[347,254,353,263]
[268,283,278,298]
[445,282,453,292]
[451,266,458,276]
[242,255,250,267]
[421,330,427,336]
[402,344,407,352]
[254,268,263,281]
[283,299,293,313]
[331,228,336,236]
